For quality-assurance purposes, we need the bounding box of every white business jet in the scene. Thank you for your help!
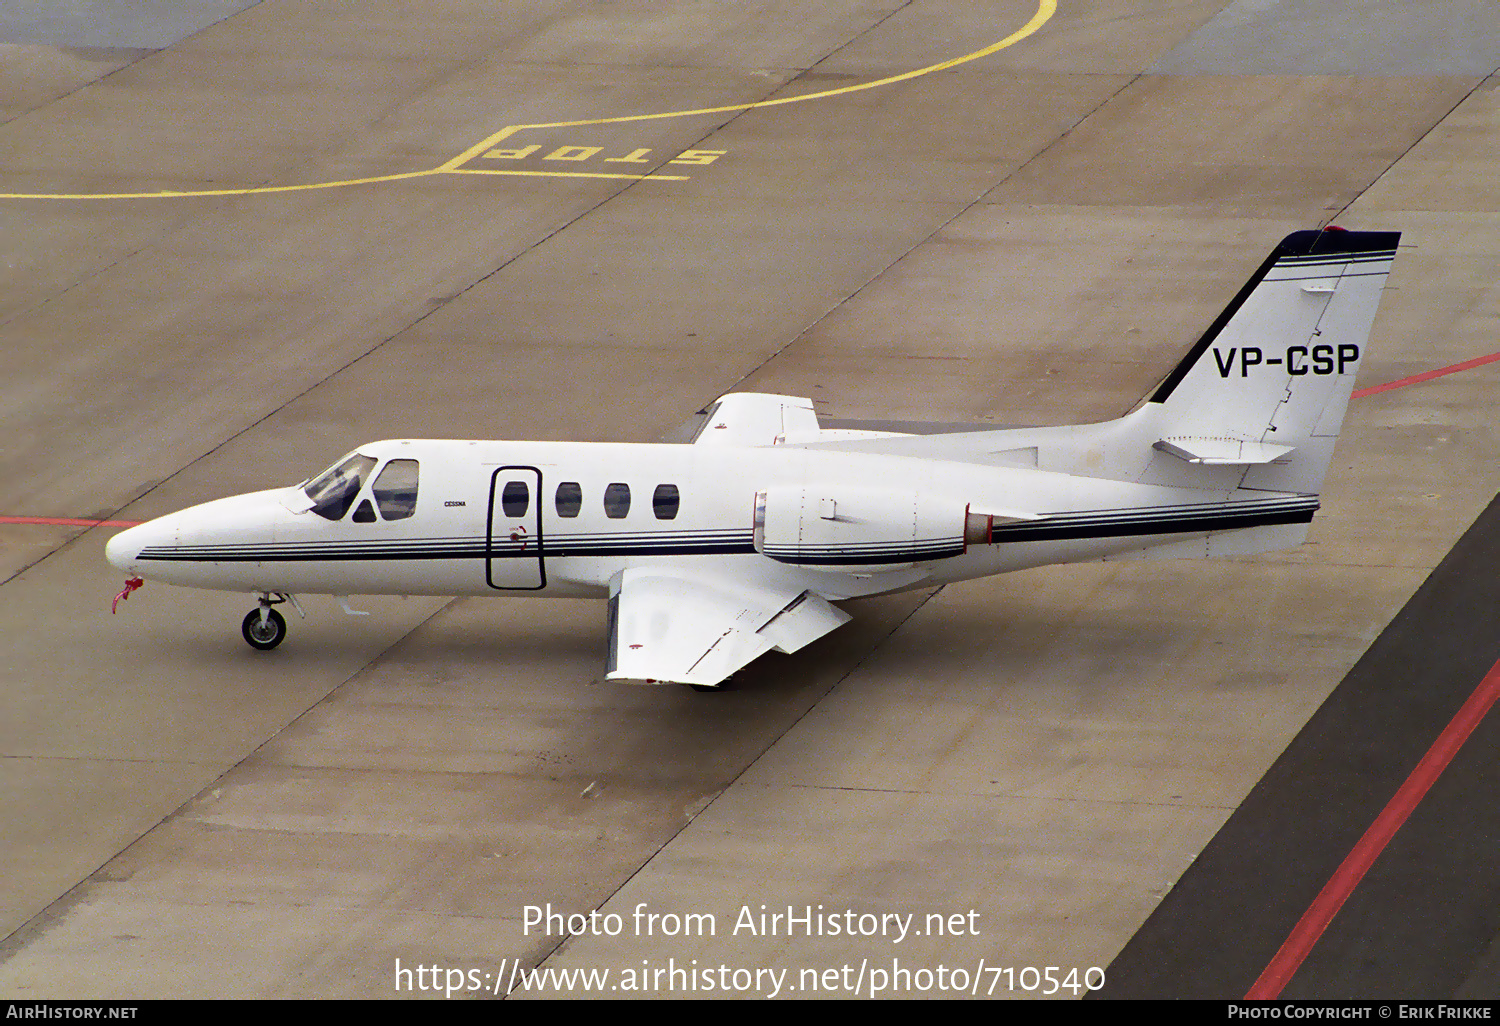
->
[107,228,1399,688]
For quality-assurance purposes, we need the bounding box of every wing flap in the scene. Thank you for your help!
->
[756,591,852,654]
[606,570,848,686]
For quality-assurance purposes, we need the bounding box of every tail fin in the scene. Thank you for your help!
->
[787,228,1400,505]
[1140,227,1400,493]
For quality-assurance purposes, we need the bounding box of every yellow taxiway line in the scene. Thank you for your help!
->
[1,2,1056,200]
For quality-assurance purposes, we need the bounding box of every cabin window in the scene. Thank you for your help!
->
[305,453,378,521]
[501,480,530,517]
[352,499,376,523]
[603,483,631,519]
[372,459,419,521]
[555,482,582,518]
[652,484,680,520]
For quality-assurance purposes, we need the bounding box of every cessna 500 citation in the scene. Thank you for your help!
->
[108,229,1399,688]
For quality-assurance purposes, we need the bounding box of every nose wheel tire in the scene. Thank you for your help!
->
[242,607,287,650]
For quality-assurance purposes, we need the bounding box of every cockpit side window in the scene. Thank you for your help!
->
[305,454,378,521]
[372,459,419,521]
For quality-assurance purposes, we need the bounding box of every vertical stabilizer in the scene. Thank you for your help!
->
[1141,228,1400,493]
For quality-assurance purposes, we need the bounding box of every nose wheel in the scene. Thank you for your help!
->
[242,606,287,650]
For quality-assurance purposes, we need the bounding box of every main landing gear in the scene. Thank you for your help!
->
[241,593,300,650]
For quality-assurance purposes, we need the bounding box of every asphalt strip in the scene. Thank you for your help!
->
[1098,491,1500,999]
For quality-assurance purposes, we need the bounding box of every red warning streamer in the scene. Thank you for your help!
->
[111,577,145,614]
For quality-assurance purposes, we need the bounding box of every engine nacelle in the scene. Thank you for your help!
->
[753,486,974,569]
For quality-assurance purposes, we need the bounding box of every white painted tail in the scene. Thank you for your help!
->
[796,229,1400,501]
[1136,227,1400,493]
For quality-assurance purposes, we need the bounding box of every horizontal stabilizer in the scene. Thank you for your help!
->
[1153,437,1295,465]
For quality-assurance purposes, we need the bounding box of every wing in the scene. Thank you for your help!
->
[691,393,956,450]
[690,393,821,447]
[605,569,851,687]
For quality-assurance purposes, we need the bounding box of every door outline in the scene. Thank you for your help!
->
[487,466,545,590]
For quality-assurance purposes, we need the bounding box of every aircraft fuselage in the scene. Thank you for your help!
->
[106,437,1286,601]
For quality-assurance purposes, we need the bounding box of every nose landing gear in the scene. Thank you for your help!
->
[241,593,301,650]
[242,607,286,649]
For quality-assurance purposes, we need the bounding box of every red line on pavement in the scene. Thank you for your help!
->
[0,515,141,528]
[1246,655,1500,999]
[1244,347,1500,994]
[1353,351,1500,399]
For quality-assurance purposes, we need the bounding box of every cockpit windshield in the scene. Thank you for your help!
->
[303,453,377,521]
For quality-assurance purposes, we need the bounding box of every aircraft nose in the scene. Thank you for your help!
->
[104,492,280,576]
[105,522,147,571]
[106,516,179,573]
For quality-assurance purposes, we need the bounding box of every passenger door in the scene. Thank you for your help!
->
[487,467,544,589]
